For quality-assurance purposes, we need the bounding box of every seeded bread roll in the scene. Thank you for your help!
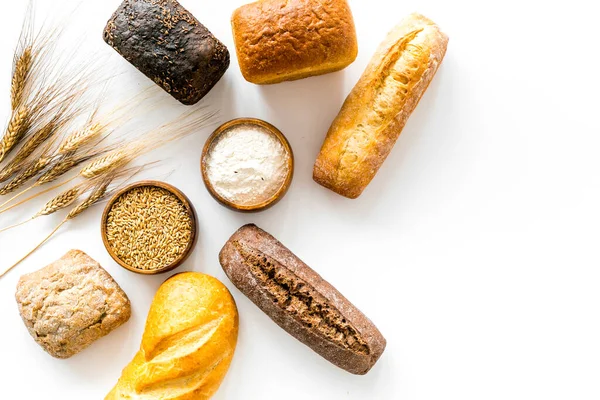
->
[313,13,449,198]
[219,224,385,375]
[231,0,358,84]
[15,250,131,359]
[104,0,230,105]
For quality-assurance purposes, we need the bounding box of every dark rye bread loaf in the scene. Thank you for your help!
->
[104,0,229,105]
[219,224,386,374]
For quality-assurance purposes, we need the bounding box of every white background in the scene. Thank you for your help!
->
[0,0,599,399]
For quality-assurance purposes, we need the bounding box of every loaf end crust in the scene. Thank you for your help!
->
[313,13,449,198]
[231,0,358,84]
[15,250,131,359]
[104,0,230,105]
[219,224,386,374]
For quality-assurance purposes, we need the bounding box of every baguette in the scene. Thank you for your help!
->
[219,224,386,375]
[313,13,449,198]
[106,273,238,400]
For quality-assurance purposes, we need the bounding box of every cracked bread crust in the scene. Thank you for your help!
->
[15,250,131,359]
[219,224,386,374]
[231,0,358,84]
[313,13,449,198]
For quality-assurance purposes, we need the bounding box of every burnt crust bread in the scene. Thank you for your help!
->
[313,13,449,198]
[219,224,386,374]
[231,0,358,84]
[15,250,131,359]
[104,0,230,105]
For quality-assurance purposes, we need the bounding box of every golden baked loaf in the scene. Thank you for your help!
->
[106,272,238,400]
[313,13,449,199]
[231,0,358,84]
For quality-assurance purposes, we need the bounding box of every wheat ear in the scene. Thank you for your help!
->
[11,47,32,110]
[0,155,79,211]
[37,187,82,218]
[0,156,50,196]
[0,107,29,163]
[58,122,103,155]
[0,123,55,183]
[0,185,80,233]
[0,180,70,215]
[79,147,132,179]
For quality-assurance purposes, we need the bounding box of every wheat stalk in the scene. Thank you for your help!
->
[0,156,74,213]
[0,122,54,183]
[0,176,116,278]
[0,147,107,213]
[0,107,29,163]
[0,186,82,234]
[11,47,32,110]
[38,155,79,185]
[0,156,50,196]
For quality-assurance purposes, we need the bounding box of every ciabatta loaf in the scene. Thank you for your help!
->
[313,13,448,198]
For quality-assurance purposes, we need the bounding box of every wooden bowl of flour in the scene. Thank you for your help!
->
[201,118,294,212]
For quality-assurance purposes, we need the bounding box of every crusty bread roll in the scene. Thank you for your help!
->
[231,0,358,84]
[313,13,449,198]
[220,224,386,375]
[16,250,130,359]
[106,272,238,400]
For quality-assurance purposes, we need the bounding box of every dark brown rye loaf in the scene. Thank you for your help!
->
[103,0,229,105]
[219,224,386,374]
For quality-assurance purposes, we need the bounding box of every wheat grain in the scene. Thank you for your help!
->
[105,185,193,270]
[58,122,103,154]
[11,47,32,110]
[0,107,29,163]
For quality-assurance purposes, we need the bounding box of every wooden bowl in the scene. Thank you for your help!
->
[201,118,294,212]
[101,180,198,275]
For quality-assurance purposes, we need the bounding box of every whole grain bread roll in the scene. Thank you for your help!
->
[231,0,358,84]
[219,224,386,375]
[15,250,130,359]
[106,272,238,400]
[313,13,449,198]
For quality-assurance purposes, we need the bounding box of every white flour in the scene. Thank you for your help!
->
[205,124,290,206]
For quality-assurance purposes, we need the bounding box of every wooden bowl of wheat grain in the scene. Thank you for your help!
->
[101,180,197,275]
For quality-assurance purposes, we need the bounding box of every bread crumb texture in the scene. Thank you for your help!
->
[15,250,130,359]
[234,240,369,355]
[232,0,358,84]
